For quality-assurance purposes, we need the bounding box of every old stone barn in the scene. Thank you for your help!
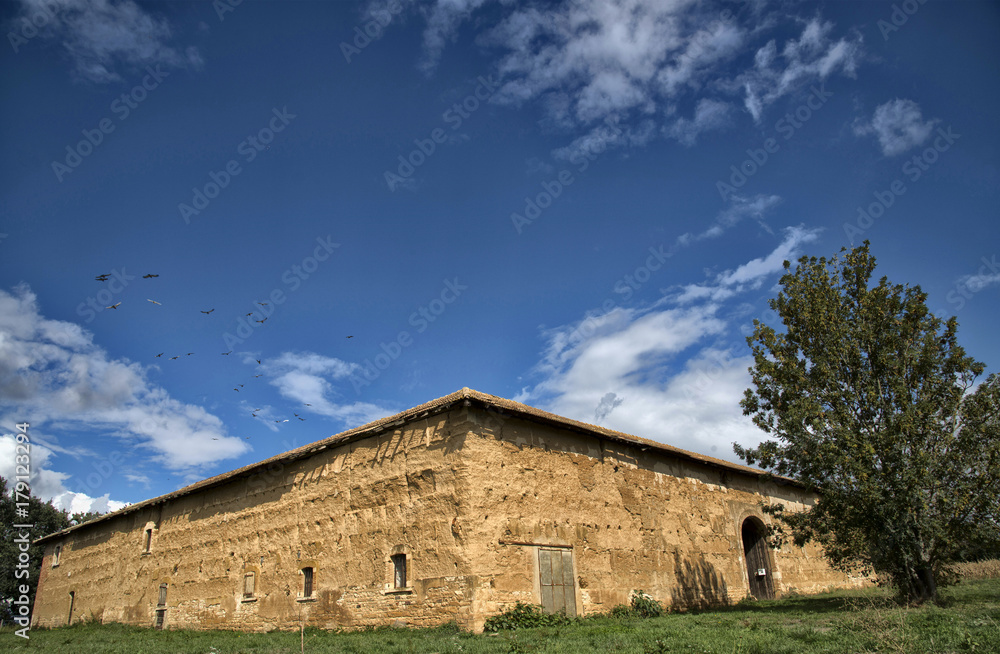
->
[32,388,863,631]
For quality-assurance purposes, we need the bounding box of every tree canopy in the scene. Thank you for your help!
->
[736,242,1000,603]
[0,477,104,623]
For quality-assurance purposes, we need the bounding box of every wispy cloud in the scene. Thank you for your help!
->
[255,351,396,426]
[15,0,202,83]
[854,98,937,157]
[737,17,862,123]
[667,98,734,146]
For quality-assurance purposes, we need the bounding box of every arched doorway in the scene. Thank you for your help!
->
[741,518,775,599]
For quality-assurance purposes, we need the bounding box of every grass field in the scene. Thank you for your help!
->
[4,578,999,654]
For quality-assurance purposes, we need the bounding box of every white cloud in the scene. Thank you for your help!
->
[516,230,828,462]
[0,432,127,514]
[672,224,819,303]
[15,0,202,83]
[959,273,1000,293]
[737,17,861,123]
[673,193,780,252]
[0,285,248,470]
[854,98,938,157]
[257,352,396,426]
[382,1,863,158]
[667,98,733,146]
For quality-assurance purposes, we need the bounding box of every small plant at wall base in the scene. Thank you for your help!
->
[483,602,575,631]
[736,241,1000,605]
[609,590,666,618]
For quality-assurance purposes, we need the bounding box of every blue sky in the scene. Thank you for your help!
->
[1,0,998,514]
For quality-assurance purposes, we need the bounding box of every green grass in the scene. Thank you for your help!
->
[4,578,999,653]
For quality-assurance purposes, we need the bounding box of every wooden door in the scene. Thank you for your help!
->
[538,548,577,615]
[742,518,774,599]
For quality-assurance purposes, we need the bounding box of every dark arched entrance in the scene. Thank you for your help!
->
[741,518,775,599]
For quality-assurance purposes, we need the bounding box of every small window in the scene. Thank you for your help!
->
[243,572,256,598]
[391,553,407,588]
[158,583,167,607]
[301,567,313,598]
[143,528,153,554]
[53,544,62,567]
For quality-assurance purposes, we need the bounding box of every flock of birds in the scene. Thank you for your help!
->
[90,271,351,430]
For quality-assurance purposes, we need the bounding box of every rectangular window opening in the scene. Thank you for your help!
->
[243,571,256,598]
[392,554,407,588]
[158,583,167,607]
[302,567,313,598]
[53,545,62,567]
[144,529,152,554]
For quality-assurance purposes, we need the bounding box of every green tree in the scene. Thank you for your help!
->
[0,476,73,622]
[736,242,1000,603]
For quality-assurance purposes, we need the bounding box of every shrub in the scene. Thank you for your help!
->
[608,590,666,619]
[483,602,574,631]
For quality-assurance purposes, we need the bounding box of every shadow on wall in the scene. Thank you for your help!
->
[670,551,730,609]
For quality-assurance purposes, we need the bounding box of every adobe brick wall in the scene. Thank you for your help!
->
[31,403,865,632]
[457,407,866,630]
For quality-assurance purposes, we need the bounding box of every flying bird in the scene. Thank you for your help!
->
[147,299,161,305]
[234,388,240,392]
[255,318,267,324]
[297,417,305,421]
[201,309,215,315]
[155,353,163,358]
[237,384,244,388]
[211,438,219,440]
[222,351,232,355]
[95,274,110,281]
[143,274,159,278]
[245,313,254,317]
[186,353,194,356]
[258,302,268,306]
[274,419,288,423]
[346,335,353,339]
[255,359,261,364]
[170,356,179,360]
[106,302,121,309]
[254,374,262,378]
[304,403,311,406]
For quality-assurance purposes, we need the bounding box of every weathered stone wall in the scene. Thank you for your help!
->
[32,409,482,631]
[32,402,866,633]
[458,408,866,629]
